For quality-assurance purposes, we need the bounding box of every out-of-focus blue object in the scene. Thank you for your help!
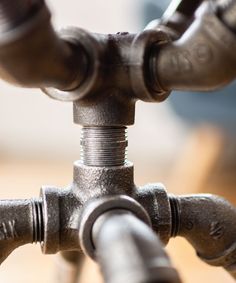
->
[140,0,236,134]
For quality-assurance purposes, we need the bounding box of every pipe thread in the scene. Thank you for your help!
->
[32,199,44,243]
[80,126,128,167]
[169,195,180,237]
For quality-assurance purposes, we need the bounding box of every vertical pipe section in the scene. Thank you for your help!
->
[80,127,128,167]
[92,210,182,283]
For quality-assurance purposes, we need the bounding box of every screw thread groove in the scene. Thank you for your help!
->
[32,199,44,243]
[80,126,128,167]
[169,195,180,237]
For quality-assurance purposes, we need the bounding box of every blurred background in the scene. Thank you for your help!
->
[0,0,236,282]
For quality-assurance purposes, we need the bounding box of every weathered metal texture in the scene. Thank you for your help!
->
[92,210,182,283]
[1,0,236,282]
[153,1,236,92]
[136,183,172,245]
[0,198,43,265]
[72,160,135,203]
[170,194,236,278]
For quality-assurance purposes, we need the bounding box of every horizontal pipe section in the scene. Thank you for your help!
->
[0,198,43,265]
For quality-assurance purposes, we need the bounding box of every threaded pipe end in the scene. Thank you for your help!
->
[169,195,180,237]
[32,199,44,243]
[80,126,128,167]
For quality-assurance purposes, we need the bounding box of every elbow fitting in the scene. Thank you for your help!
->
[152,2,236,92]
[0,0,88,90]
[170,194,236,273]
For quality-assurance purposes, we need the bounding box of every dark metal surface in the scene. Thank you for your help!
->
[0,198,42,265]
[154,1,236,92]
[0,0,88,90]
[92,210,182,283]
[0,0,236,282]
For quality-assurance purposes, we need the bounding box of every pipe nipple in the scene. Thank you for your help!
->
[80,126,128,167]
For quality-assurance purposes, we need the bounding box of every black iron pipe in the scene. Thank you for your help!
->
[170,194,236,279]
[92,210,182,283]
[0,198,43,265]
[162,0,203,36]
[0,0,88,90]
[151,1,236,92]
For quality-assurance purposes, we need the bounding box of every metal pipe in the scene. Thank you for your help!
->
[145,0,203,39]
[151,1,236,92]
[169,194,236,279]
[162,0,203,35]
[0,0,88,90]
[92,210,182,283]
[0,198,43,265]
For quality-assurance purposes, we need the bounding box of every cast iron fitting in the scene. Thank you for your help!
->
[153,1,236,92]
[168,194,236,273]
[0,1,88,91]
[92,210,182,283]
[40,186,83,254]
[136,183,172,245]
[0,198,43,265]
[130,29,171,102]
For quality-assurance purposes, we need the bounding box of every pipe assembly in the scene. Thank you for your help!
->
[0,0,236,282]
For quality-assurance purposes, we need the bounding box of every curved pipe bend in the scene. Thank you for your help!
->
[0,0,87,90]
[153,2,236,92]
[172,193,236,278]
